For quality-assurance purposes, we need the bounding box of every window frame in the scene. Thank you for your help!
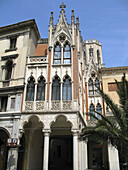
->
[52,76,61,100]
[62,76,72,100]
[36,76,45,101]
[26,77,35,101]
[54,43,61,64]
[63,43,71,64]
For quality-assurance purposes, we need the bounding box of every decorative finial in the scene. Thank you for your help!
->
[50,12,54,25]
[60,2,66,14]
[71,10,75,24]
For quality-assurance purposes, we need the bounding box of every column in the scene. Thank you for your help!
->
[83,141,88,170]
[43,130,50,170]
[72,130,79,170]
[6,147,18,170]
[108,144,120,170]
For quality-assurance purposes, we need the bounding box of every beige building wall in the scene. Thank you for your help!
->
[102,67,128,114]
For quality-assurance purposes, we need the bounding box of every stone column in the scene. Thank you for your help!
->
[72,130,79,170]
[43,130,50,170]
[108,144,120,170]
[6,147,18,170]
[83,141,88,170]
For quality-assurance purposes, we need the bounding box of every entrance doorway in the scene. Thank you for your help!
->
[49,115,73,170]
[0,129,9,170]
[88,141,108,170]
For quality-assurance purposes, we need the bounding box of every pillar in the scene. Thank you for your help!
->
[108,144,120,170]
[72,130,79,170]
[43,130,50,170]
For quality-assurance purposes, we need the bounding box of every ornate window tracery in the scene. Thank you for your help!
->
[54,43,61,64]
[90,103,95,120]
[52,76,61,100]
[26,76,35,101]
[88,78,94,95]
[96,103,102,119]
[63,43,71,64]
[36,76,45,101]
[95,78,100,95]
[63,76,72,100]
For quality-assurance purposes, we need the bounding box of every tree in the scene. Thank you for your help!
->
[80,74,128,164]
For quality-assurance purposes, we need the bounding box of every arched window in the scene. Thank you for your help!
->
[97,50,101,64]
[26,77,35,101]
[63,43,71,64]
[88,79,94,95]
[84,51,86,64]
[52,76,60,100]
[89,47,93,58]
[63,76,72,100]
[95,78,100,95]
[5,61,13,80]
[36,77,45,101]
[90,103,95,120]
[54,43,61,64]
[96,103,102,119]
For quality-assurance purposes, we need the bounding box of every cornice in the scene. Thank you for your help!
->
[101,66,128,73]
[0,19,40,39]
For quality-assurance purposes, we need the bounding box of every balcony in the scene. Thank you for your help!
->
[28,55,47,64]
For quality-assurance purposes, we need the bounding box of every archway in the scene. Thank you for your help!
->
[49,115,73,170]
[18,116,44,170]
[0,128,9,170]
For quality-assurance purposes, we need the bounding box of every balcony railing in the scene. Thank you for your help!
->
[24,100,73,112]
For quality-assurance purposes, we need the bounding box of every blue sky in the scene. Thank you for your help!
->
[0,0,128,67]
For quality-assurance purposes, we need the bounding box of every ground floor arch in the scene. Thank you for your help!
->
[49,115,73,170]
[0,128,9,170]
[18,115,44,170]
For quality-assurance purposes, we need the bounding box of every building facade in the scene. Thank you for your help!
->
[0,3,127,170]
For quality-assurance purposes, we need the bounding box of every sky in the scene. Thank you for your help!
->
[0,0,128,68]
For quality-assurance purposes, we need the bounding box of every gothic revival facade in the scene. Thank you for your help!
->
[0,3,127,170]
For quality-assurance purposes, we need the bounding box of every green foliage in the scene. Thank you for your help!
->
[80,74,128,161]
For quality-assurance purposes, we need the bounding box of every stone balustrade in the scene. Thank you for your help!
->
[24,100,73,112]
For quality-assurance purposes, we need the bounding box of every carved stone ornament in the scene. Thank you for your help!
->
[59,34,66,43]
[36,102,44,110]
[63,101,72,110]
[25,101,33,111]
[51,101,61,110]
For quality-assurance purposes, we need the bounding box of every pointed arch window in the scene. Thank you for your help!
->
[96,103,102,119]
[90,103,95,120]
[95,78,100,95]
[36,77,45,101]
[63,76,72,100]
[97,50,101,64]
[63,43,71,64]
[88,79,94,95]
[5,61,13,80]
[54,43,61,64]
[26,77,35,101]
[52,76,60,100]
[89,47,93,58]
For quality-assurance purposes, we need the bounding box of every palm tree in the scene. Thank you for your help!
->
[80,74,128,166]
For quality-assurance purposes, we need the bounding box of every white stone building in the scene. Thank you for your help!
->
[0,3,123,170]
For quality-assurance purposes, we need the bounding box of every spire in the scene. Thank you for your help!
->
[50,12,54,26]
[71,10,75,24]
[76,17,79,30]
